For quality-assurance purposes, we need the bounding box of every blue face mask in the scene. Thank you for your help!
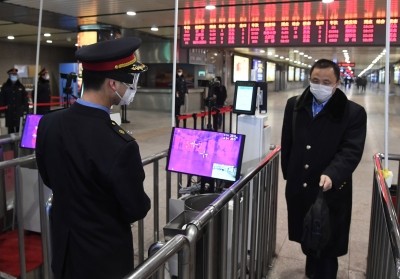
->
[9,75,18,82]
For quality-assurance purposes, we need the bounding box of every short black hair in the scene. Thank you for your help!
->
[310,59,340,82]
[82,70,107,91]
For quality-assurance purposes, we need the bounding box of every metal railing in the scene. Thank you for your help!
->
[367,153,400,278]
[0,145,177,279]
[125,145,281,279]
[175,105,234,133]
[1,132,279,279]
[0,154,37,279]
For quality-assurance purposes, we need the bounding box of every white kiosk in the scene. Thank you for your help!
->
[233,81,271,172]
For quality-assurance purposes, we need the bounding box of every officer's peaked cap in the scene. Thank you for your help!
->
[7,68,18,74]
[75,37,148,84]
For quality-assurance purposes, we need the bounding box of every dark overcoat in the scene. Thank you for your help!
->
[36,102,151,279]
[281,87,366,257]
[176,74,188,105]
[32,77,51,114]
[0,79,29,128]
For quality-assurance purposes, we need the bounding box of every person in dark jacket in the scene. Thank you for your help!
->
[0,67,29,133]
[281,59,367,279]
[175,68,188,116]
[36,37,151,279]
[33,68,51,115]
[211,76,227,129]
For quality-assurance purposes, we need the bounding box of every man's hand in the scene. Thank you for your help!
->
[319,174,332,191]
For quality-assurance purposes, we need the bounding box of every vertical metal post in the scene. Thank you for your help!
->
[220,205,229,278]
[249,177,259,278]
[153,161,159,241]
[206,217,216,279]
[240,187,250,279]
[166,170,171,222]
[15,166,27,279]
[230,195,240,278]
[38,175,50,279]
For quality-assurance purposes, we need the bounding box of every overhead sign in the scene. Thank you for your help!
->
[181,18,400,47]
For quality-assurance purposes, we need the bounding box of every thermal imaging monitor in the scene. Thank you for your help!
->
[233,81,257,115]
[20,114,43,149]
[166,128,246,182]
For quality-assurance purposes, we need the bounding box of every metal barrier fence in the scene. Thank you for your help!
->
[367,153,400,278]
[1,132,279,279]
[125,146,281,279]
[0,141,177,279]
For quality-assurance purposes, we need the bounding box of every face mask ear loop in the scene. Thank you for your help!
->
[115,90,123,100]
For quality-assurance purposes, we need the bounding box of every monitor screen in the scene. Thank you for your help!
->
[233,81,257,115]
[166,128,246,182]
[20,114,43,149]
[233,55,250,82]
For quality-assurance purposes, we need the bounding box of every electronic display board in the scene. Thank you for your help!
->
[181,18,400,47]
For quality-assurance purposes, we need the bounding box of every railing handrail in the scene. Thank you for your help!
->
[0,154,35,170]
[125,145,281,279]
[373,153,400,272]
[0,133,21,145]
[190,145,281,230]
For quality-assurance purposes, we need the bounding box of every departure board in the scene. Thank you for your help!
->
[181,18,400,47]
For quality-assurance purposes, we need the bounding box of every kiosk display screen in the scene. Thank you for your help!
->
[166,128,246,181]
[233,81,257,115]
[20,114,43,149]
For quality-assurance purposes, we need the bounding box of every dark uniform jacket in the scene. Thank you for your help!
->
[176,74,188,105]
[0,79,29,128]
[33,77,51,114]
[36,102,151,279]
[281,87,366,257]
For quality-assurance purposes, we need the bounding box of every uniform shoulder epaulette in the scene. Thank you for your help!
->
[111,120,135,142]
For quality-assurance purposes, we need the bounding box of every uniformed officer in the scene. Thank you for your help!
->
[36,37,151,279]
[33,68,51,115]
[0,67,29,133]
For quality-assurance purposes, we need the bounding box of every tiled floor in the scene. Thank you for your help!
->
[119,84,399,278]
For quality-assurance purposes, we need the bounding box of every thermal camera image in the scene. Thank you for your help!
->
[167,128,245,181]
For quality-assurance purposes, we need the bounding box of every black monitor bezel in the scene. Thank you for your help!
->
[166,127,246,182]
[19,114,43,150]
[232,80,257,115]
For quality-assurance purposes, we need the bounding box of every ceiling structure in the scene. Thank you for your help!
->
[0,0,399,75]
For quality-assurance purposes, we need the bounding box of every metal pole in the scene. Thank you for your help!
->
[38,175,50,279]
[384,0,391,169]
[240,187,250,279]
[15,166,27,279]
[33,0,44,114]
[171,0,179,126]
[153,161,159,241]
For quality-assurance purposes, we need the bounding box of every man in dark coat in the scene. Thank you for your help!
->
[0,67,29,133]
[175,68,188,116]
[36,37,151,279]
[281,59,367,278]
[33,68,51,115]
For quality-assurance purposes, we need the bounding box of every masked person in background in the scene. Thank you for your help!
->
[175,68,188,116]
[32,68,51,115]
[0,67,29,134]
[36,37,151,279]
[212,76,227,129]
[281,59,367,279]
